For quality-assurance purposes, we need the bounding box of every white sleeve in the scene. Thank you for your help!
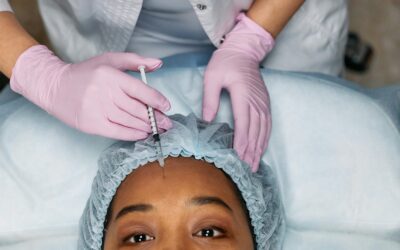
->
[0,0,13,12]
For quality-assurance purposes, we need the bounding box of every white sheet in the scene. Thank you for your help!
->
[0,68,399,249]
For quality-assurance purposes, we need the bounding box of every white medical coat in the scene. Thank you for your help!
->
[1,0,348,75]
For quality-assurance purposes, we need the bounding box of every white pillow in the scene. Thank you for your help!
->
[0,96,115,244]
[0,68,399,249]
[262,72,400,249]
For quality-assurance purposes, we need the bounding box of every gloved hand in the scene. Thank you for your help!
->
[203,13,275,172]
[10,45,172,140]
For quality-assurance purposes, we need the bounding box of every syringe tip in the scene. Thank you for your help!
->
[158,157,165,167]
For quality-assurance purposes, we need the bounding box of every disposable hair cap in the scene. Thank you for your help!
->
[78,113,284,249]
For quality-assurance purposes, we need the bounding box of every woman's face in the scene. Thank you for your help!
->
[103,157,254,250]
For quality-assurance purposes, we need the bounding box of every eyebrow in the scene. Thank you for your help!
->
[114,196,232,221]
[115,204,154,220]
[189,196,233,213]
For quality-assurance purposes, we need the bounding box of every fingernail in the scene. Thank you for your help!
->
[252,158,260,173]
[235,144,246,159]
[162,101,171,112]
[203,116,211,122]
[203,111,213,122]
[244,155,253,167]
[160,118,173,130]
[149,60,163,70]
[165,119,173,129]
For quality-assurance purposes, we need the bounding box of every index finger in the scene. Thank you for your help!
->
[114,69,171,112]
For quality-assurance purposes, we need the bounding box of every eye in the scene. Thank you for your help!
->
[194,227,226,238]
[125,233,155,244]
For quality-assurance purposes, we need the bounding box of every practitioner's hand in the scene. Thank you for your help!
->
[202,13,275,172]
[10,45,172,140]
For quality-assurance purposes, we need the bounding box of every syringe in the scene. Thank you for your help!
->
[138,65,165,167]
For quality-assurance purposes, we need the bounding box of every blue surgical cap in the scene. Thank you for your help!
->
[78,113,284,249]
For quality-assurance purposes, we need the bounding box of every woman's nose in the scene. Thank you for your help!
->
[160,241,187,250]
[160,234,196,250]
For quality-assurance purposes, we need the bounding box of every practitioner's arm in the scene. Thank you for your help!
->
[247,0,305,38]
[0,11,38,77]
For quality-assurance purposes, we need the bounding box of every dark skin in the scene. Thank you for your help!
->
[103,157,254,250]
[247,0,305,38]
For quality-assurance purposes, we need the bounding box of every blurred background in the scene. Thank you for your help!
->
[345,0,400,88]
[0,0,399,90]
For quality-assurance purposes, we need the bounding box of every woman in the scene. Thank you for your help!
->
[79,113,284,249]
[0,0,347,170]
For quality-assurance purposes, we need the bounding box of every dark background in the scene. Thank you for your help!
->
[0,74,7,91]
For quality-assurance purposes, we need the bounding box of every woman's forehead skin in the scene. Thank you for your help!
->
[113,157,241,216]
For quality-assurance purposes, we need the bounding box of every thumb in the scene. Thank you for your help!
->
[103,52,163,72]
[202,74,222,122]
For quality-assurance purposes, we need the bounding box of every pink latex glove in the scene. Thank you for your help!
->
[10,45,172,140]
[203,13,275,172]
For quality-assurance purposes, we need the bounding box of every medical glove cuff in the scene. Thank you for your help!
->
[225,12,275,62]
[10,45,68,113]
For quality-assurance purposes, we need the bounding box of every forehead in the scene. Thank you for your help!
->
[112,157,239,207]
